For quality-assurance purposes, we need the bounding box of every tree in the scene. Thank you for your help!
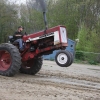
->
[0,0,18,43]
[47,0,80,39]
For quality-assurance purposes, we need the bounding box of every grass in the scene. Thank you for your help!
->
[74,59,100,65]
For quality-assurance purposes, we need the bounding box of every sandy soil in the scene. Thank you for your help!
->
[0,60,100,100]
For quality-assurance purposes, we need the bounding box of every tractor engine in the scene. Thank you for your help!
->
[21,26,68,62]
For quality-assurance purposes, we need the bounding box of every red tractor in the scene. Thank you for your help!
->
[0,25,73,76]
[0,0,73,77]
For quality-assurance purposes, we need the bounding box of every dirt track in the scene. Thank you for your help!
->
[0,60,100,100]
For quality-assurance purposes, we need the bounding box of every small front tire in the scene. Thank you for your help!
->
[55,50,72,67]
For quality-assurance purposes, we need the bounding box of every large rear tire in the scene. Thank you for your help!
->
[20,57,43,75]
[0,43,21,76]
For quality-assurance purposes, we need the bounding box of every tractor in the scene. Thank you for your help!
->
[0,0,73,77]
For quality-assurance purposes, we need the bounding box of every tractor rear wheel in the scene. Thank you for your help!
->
[0,43,21,76]
[20,57,43,75]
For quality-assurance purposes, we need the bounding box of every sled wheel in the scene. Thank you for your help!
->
[20,57,43,75]
[0,43,21,76]
[55,50,71,67]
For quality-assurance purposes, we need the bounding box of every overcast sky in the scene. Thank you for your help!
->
[9,0,26,4]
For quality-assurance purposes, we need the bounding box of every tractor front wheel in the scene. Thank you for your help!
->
[20,57,43,75]
[0,43,21,76]
[55,50,73,67]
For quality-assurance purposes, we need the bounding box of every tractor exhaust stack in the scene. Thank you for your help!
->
[43,11,48,29]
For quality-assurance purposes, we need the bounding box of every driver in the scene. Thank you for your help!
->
[13,26,24,51]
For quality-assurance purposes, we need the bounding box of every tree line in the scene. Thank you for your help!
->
[0,0,100,53]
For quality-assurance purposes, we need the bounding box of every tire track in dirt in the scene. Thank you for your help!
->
[0,61,100,100]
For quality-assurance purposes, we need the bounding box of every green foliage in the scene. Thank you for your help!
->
[88,60,98,65]
[75,51,84,60]
[47,0,79,39]
[76,23,100,53]
[76,23,89,51]
[0,0,19,43]
[0,0,99,64]
[89,30,100,53]
[75,51,100,65]
[20,5,44,33]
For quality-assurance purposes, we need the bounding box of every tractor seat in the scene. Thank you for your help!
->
[8,36,15,43]
[13,42,19,45]
[8,36,19,45]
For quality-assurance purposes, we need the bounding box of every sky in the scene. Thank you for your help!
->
[9,0,26,4]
